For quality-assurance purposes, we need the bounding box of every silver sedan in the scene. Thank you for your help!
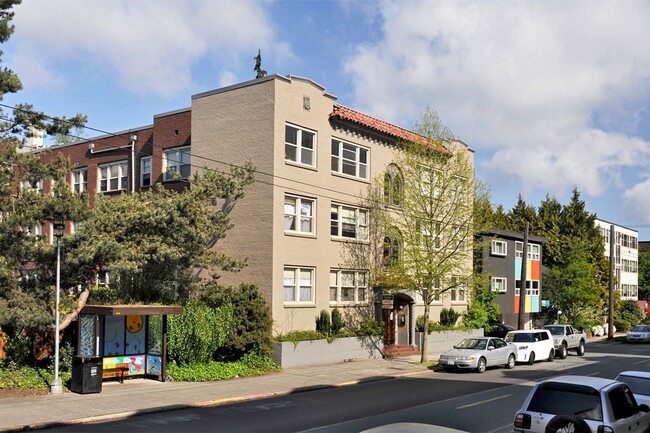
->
[438,337,517,373]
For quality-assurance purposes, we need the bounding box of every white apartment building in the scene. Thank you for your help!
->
[596,218,639,300]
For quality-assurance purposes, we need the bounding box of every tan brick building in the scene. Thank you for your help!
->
[41,75,474,344]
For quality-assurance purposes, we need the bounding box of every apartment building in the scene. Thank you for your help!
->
[595,218,639,300]
[38,75,474,342]
[476,229,546,328]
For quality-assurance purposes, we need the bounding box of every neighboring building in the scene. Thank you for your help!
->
[30,75,474,343]
[476,229,546,329]
[595,219,639,300]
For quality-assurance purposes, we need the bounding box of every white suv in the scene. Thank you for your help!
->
[513,375,650,433]
[505,329,555,364]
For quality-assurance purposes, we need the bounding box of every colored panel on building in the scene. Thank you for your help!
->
[530,260,540,279]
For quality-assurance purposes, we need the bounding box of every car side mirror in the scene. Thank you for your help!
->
[638,404,649,413]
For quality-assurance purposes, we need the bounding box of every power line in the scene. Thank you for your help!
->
[0,102,387,207]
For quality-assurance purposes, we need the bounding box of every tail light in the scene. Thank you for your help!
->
[597,426,614,433]
[514,413,531,429]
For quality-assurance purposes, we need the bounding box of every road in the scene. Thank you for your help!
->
[49,340,650,433]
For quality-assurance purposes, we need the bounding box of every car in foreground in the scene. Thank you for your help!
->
[615,371,650,406]
[513,375,650,433]
[626,325,650,343]
[504,329,555,364]
[437,337,517,373]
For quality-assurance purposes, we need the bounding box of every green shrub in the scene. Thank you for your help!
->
[416,315,436,333]
[440,308,461,327]
[3,331,32,367]
[168,301,234,366]
[331,308,344,334]
[274,330,325,343]
[316,310,331,335]
[614,319,632,333]
[356,319,384,336]
[167,352,279,382]
[201,283,273,361]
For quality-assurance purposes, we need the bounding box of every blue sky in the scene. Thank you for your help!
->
[5,0,650,239]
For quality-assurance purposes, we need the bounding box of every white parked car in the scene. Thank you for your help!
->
[626,325,650,343]
[438,337,517,373]
[615,371,650,406]
[505,329,555,364]
[513,375,650,433]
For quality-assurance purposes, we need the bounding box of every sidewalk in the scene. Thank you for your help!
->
[0,358,430,432]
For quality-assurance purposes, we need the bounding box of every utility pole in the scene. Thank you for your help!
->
[518,221,529,330]
[608,224,615,339]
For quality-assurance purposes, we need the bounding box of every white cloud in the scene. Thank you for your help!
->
[623,177,650,223]
[9,0,286,97]
[343,0,650,207]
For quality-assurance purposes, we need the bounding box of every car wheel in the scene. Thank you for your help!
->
[506,353,516,369]
[527,352,536,365]
[558,344,568,359]
[548,349,555,362]
[476,357,487,373]
[577,341,585,356]
[544,415,590,433]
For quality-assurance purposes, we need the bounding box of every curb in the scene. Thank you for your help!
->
[0,369,428,433]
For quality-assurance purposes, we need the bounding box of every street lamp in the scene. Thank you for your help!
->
[51,219,65,395]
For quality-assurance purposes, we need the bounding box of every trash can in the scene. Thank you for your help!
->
[70,356,103,394]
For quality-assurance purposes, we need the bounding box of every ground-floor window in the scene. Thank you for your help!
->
[284,266,314,304]
[330,270,367,304]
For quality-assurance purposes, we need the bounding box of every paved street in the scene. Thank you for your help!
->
[10,338,646,433]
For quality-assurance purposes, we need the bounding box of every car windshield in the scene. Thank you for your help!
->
[454,339,487,350]
[544,326,564,335]
[616,374,650,397]
[632,326,650,333]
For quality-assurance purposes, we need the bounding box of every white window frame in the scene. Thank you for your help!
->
[283,266,315,304]
[331,204,369,241]
[97,270,110,287]
[285,124,316,167]
[418,165,442,199]
[450,275,466,303]
[284,195,315,235]
[331,139,369,180]
[330,270,368,304]
[140,156,152,187]
[22,223,43,237]
[164,146,191,181]
[515,280,540,296]
[491,240,507,256]
[491,277,507,293]
[528,243,540,260]
[21,178,43,193]
[71,168,87,193]
[99,161,128,192]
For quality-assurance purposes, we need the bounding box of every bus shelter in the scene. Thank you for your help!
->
[76,304,183,382]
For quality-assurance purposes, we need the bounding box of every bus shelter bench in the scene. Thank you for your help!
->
[104,364,129,383]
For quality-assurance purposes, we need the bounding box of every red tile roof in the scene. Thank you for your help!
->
[329,105,450,154]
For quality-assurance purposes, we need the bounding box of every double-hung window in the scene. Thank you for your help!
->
[99,161,128,192]
[418,166,441,198]
[164,146,191,180]
[71,168,87,193]
[21,178,43,193]
[330,270,367,303]
[331,139,368,180]
[450,275,466,302]
[284,195,314,234]
[491,240,507,256]
[491,277,507,293]
[140,156,152,187]
[331,204,368,241]
[515,242,541,260]
[515,280,540,296]
[283,267,314,304]
[418,221,441,249]
[22,223,43,237]
[285,124,316,167]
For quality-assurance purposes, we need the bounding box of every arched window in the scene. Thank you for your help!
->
[383,228,402,267]
[384,164,403,206]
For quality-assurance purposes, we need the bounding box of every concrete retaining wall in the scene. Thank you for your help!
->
[416,329,485,357]
[271,336,383,369]
[271,329,484,368]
